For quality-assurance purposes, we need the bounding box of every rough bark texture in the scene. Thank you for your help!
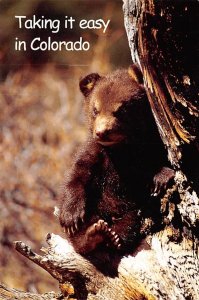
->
[0,231,198,300]
[0,1,198,299]
[123,0,199,164]
[0,283,60,300]
[123,0,199,228]
[123,0,199,298]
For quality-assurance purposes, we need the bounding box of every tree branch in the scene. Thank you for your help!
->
[0,230,198,299]
[0,283,60,300]
[13,234,155,300]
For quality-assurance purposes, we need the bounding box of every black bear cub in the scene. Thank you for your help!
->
[59,65,174,272]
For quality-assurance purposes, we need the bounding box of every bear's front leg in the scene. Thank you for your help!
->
[59,139,102,235]
[151,167,175,197]
[59,185,86,235]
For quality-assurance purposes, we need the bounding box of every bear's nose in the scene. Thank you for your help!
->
[95,130,109,140]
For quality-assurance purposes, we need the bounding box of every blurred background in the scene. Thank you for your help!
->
[0,0,131,293]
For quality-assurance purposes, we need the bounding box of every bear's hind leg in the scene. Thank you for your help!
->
[87,219,122,250]
[72,219,122,254]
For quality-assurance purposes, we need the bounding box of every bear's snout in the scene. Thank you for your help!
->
[95,129,110,140]
[93,117,125,146]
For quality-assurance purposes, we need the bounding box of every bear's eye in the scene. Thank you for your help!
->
[113,99,134,119]
[93,107,99,117]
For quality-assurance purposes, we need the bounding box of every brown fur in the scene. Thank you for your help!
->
[59,66,174,274]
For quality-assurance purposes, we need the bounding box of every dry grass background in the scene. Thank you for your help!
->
[0,0,131,293]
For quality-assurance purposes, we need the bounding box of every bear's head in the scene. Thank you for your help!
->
[79,65,151,146]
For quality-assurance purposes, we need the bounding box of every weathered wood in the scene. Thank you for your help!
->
[1,2,199,299]
[0,231,198,299]
[0,283,60,300]
[123,0,199,163]
[123,0,199,229]
[13,233,155,300]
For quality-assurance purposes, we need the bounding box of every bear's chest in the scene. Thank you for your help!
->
[96,149,142,219]
[100,147,146,195]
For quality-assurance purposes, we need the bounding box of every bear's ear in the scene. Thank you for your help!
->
[128,64,143,84]
[79,73,101,97]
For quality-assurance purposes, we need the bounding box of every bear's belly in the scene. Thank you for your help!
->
[94,161,142,245]
[87,148,150,248]
[97,188,141,248]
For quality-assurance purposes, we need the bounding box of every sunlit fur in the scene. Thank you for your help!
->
[84,69,147,146]
[59,66,174,275]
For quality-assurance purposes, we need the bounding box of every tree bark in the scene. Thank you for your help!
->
[123,0,199,228]
[123,0,199,163]
[1,1,198,299]
[0,283,60,300]
[0,231,198,300]
[122,0,199,298]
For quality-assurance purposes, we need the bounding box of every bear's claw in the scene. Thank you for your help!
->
[107,228,122,249]
[151,167,175,197]
[92,219,108,234]
[91,220,122,249]
[83,219,121,249]
[64,216,85,237]
[67,218,122,250]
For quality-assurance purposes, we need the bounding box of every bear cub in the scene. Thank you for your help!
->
[59,65,174,271]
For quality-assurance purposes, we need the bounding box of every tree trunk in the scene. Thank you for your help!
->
[123,0,199,229]
[123,0,199,297]
[123,0,199,172]
[0,1,198,299]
